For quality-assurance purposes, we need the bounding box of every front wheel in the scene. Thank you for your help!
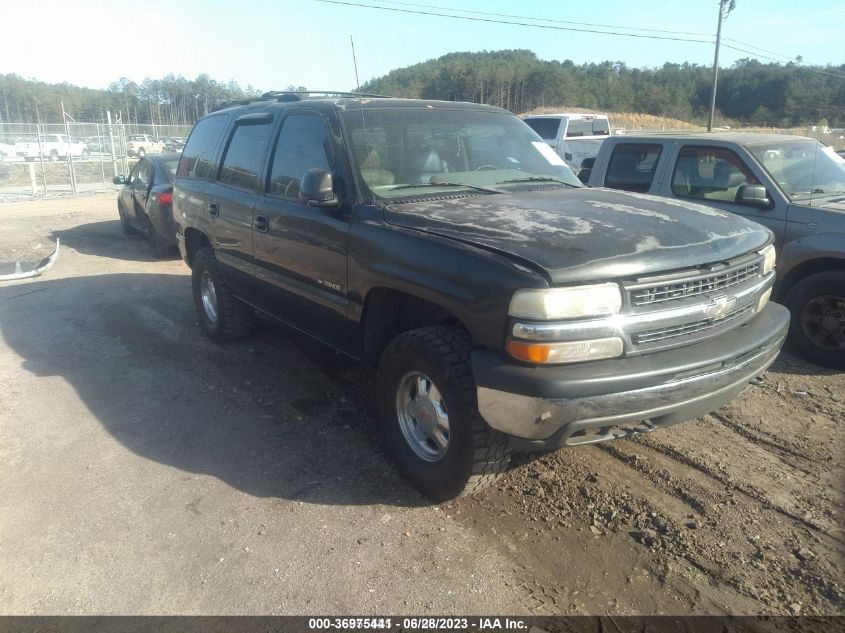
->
[376,326,511,501]
[191,247,254,342]
[785,270,845,369]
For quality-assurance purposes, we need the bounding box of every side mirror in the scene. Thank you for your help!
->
[113,175,125,185]
[299,168,337,208]
[736,184,771,208]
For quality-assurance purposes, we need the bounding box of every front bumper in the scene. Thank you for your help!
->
[473,302,789,451]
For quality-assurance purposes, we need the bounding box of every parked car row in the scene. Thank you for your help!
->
[114,92,802,501]
[0,133,186,162]
[587,134,845,369]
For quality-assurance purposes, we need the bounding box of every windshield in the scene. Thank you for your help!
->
[341,108,581,201]
[748,140,845,201]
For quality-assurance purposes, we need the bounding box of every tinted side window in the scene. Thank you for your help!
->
[671,146,758,201]
[604,143,662,193]
[268,114,331,199]
[177,114,228,179]
[524,118,560,141]
[218,121,273,190]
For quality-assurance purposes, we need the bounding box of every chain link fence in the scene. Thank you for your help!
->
[0,121,193,198]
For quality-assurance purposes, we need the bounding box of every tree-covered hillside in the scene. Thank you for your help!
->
[2,50,843,127]
[0,73,265,125]
[359,50,845,127]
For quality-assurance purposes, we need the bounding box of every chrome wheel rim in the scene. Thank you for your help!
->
[200,270,219,324]
[801,294,845,351]
[396,371,450,462]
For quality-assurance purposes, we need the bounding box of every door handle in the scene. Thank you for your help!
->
[208,201,219,217]
[254,215,269,233]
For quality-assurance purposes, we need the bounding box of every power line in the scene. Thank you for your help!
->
[720,43,845,79]
[375,0,842,78]
[370,0,714,38]
[316,0,845,82]
[314,0,713,44]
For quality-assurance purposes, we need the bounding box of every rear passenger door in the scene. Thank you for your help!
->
[208,112,275,288]
[251,110,354,351]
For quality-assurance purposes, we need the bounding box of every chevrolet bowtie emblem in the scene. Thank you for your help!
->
[704,295,736,320]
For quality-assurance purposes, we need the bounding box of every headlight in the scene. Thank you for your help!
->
[509,283,622,320]
[759,244,776,276]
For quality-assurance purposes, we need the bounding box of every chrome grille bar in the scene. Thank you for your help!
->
[630,262,760,307]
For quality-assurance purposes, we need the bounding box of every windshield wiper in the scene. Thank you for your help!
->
[495,176,579,188]
[387,181,502,194]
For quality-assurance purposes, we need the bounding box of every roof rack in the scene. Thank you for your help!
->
[211,90,392,113]
[259,90,392,101]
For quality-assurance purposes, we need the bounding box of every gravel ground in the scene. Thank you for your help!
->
[0,194,842,615]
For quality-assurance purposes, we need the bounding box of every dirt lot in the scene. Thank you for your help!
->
[0,193,843,615]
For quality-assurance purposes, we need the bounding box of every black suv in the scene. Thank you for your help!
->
[173,92,789,501]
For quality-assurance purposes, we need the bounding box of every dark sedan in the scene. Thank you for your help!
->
[113,153,181,257]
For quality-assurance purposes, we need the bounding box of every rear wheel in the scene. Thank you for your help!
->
[376,326,511,501]
[191,247,254,342]
[117,202,134,235]
[144,214,171,258]
[785,270,845,369]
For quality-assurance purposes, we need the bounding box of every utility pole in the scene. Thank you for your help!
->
[708,0,735,131]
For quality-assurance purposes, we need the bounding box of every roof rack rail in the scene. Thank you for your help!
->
[211,90,392,113]
[260,90,392,101]
[210,98,252,112]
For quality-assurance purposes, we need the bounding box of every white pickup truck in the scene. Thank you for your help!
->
[15,134,89,161]
[523,113,611,173]
[126,134,165,157]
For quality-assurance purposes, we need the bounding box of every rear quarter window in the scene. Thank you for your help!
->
[604,143,662,193]
[524,118,560,141]
[177,114,229,179]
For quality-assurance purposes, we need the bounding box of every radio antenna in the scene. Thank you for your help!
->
[350,35,361,90]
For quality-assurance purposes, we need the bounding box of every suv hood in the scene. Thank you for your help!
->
[384,188,772,284]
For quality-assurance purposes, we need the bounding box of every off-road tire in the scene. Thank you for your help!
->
[785,270,845,369]
[117,202,134,235]
[191,247,254,342]
[376,326,511,501]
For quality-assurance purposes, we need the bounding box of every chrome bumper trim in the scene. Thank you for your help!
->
[477,328,784,441]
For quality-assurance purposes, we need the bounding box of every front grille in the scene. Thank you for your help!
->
[633,304,753,345]
[630,262,760,307]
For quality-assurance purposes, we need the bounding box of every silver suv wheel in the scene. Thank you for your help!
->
[200,270,219,324]
[395,371,451,462]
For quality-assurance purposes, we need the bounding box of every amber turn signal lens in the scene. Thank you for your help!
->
[506,337,624,364]
[506,339,552,363]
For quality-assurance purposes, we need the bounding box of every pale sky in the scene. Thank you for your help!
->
[1,0,842,91]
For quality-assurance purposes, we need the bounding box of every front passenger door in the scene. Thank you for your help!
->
[252,111,354,351]
[668,145,787,248]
